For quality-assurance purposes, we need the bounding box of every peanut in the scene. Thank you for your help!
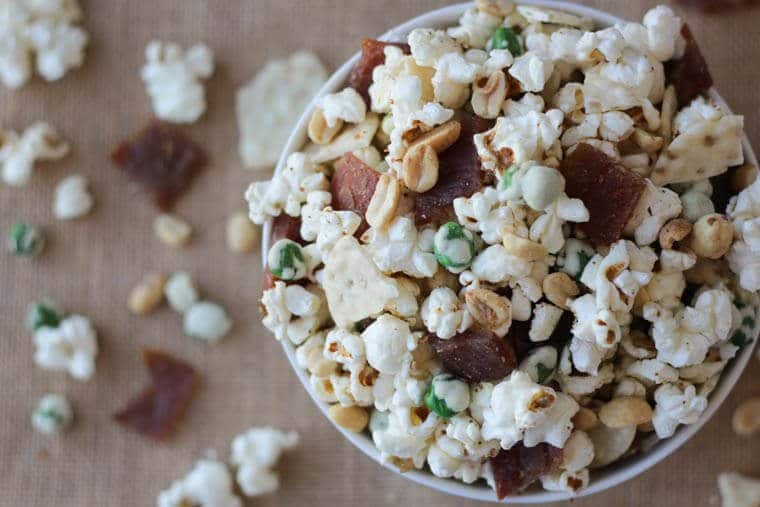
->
[366,174,401,229]
[475,0,515,16]
[465,288,512,331]
[153,214,192,247]
[308,108,343,145]
[542,272,579,310]
[328,404,370,433]
[732,397,760,436]
[401,143,439,192]
[572,407,599,431]
[631,128,663,154]
[502,231,546,262]
[690,213,733,260]
[598,396,653,429]
[407,120,461,154]
[659,218,692,250]
[226,211,259,253]
[128,273,167,315]
[472,71,507,120]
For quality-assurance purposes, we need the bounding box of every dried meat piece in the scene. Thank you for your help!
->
[331,153,379,234]
[349,39,410,104]
[490,443,563,499]
[428,327,516,383]
[414,114,491,225]
[561,143,646,246]
[113,349,199,441]
[112,121,207,211]
[665,25,713,107]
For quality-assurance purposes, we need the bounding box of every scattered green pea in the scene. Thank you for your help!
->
[500,165,519,191]
[433,222,475,271]
[267,239,307,281]
[26,301,62,331]
[7,222,44,257]
[576,250,592,280]
[31,394,73,435]
[519,346,558,384]
[491,26,522,56]
[742,316,755,328]
[424,374,469,419]
[731,331,752,348]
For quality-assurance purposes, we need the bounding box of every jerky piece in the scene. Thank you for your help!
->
[113,349,199,441]
[428,327,516,383]
[665,25,713,107]
[561,143,646,246]
[490,443,564,499]
[414,114,491,225]
[112,121,207,211]
[349,39,410,104]
[331,153,380,234]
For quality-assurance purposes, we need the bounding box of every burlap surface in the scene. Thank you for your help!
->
[1,0,759,505]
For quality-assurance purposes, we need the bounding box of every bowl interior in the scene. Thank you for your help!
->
[260,1,760,503]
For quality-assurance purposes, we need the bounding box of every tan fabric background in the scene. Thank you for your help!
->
[1,0,759,505]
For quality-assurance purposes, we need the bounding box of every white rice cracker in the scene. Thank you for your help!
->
[236,51,327,170]
[652,115,744,185]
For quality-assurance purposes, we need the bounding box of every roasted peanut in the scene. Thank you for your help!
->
[308,108,343,145]
[542,272,579,310]
[502,231,546,262]
[475,0,515,16]
[598,396,653,429]
[472,71,507,120]
[407,120,461,154]
[226,211,259,253]
[631,128,663,154]
[128,272,167,315]
[572,407,599,431]
[154,214,192,247]
[465,288,512,331]
[690,213,733,259]
[401,143,439,192]
[328,404,369,433]
[732,397,760,436]
[731,163,758,194]
[658,218,692,250]
[366,174,401,229]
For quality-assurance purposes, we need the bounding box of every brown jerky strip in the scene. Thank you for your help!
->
[349,39,411,104]
[561,143,646,246]
[490,443,564,499]
[113,349,199,441]
[331,153,380,234]
[111,121,207,211]
[414,114,492,225]
[428,327,516,383]
[665,24,713,107]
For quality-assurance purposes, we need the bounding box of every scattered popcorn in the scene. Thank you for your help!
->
[529,303,563,342]
[315,87,367,128]
[153,214,192,247]
[141,41,214,124]
[718,472,760,507]
[0,122,69,186]
[261,281,326,344]
[183,301,232,343]
[53,174,93,220]
[33,314,97,381]
[230,426,299,497]
[157,459,241,507]
[164,272,199,314]
[651,382,707,438]
[421,287,471,339]
[31,393,73,435]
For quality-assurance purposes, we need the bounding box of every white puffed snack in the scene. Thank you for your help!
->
[157,459,241,507]
[31,393,73,435]
[0,122,69,185]
[164,272,199,314]
[237,51,327,169]
[33,314,98,381]
[718,472,760,507]
[230,426,299,497]
[141,41,214,124]
[53,174,93,220]
[183,301,233,343]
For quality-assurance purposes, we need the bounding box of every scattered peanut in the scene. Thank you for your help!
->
[502,231,546,262]
[631,128,663,154]
[226,211,259,253]
[471,71,507,120]
[308,108,343,145]
[572,407,599,431]
[732,397,760,436]
[328,404,369,433]
[542,272,579,310]
[731,163,758,194]
[475,0,515,16]
[598,396,653,429]
[128,272,167,315]
[659,218,692,250]
[407,120,461,154]
[465,288,512,331]
[637,421,655,433]
[401,143,439,192]
[153,213,192,247]
[366,173,401,229]
[689,213,733,259]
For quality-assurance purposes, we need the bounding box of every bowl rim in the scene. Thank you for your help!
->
[259,1,760,503]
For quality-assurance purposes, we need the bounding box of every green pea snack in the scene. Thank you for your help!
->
[268,239,307,281]
[491,26,522,56]
[433,222,475,271]
[8,222,44,257]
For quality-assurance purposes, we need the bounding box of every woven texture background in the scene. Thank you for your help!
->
[1,0,759,505]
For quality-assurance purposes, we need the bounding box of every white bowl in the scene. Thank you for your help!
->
[261,1,759,502]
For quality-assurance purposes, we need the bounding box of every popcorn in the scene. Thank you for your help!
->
[372,405,440,469]
[583,49,664,113]
[516,6,592,30]
[441,414,500,460]
[529,194,590,254]
[557,347,615,398]
[420,287,472,340]
[454,186,527,244]
[529,303,563,342]
[624,181,682,246]
[363,216,438,278]
[447,7,502,49]
[431,52,480,108]
[323,328,365,366]
[622,5,684,62]
[718,472,760,507]
[299,190,332,242]
[33,314,97,381]
[0,122,69,186]
[426,440,482,483]
[362,314,417,374]
[408,28,462,68]
[728,179,760,291]
[481,370,578,449]
[504,93,545,119]
[314,208,362,263]
[540,430,594,493]
[141,41,214,124]
[508,52,554,93]
[229,426,299,497]
[245,152,328,224]
[316,87,367,128]
[53,174,93,220]
[626,358,679,386]
[651,382,707,438]
[157,459,241,507]
[261,282,327,345]
[32,393,73,435]
[469,244,532,284]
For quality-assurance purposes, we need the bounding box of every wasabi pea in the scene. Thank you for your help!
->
[26,301,62,331]
[267,238,307,280]
[32,394,73,435]
[522,165,564,211]
[557,238,595,281]
[519,346,558,384]
[433,222,475,271]
[491,26,522,56]
[424,374,470,419]
[8,222,44,257]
